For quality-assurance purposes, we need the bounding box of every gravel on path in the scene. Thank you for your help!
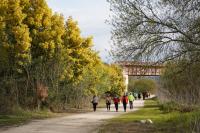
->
[0,100,144,133]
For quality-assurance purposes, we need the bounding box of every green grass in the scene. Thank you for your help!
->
[98,98,200,133]
[0,109,60,127]
[112,98,179,123]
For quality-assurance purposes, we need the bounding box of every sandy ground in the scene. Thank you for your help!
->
[0,100,144,133]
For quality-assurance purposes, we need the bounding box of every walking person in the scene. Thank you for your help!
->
[133,92,138,100]
[128,92,135,109]
[91,95,98,112]
[105,95,112,111]
[138,93,141,100]
[142,92,146,100]
[121,94,128,112]
[113,95,120,112]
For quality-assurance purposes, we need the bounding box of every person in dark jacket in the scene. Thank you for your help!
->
[138,93,141,100]
[113,96,120,112]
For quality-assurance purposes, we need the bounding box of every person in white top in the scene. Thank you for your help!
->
[105,95,112,111]
[91,95,98,112]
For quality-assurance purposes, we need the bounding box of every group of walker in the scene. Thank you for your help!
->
[91,92,135,112]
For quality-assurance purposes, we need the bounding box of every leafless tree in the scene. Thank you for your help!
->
[108,0,200,62]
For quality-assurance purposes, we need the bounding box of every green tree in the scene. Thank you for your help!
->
[63,17,95,82]
[0,0,31,113]
[160,60,200,105]
[0,0,126,113]
[0,0,31,72]
[108,64,125,96]
[132,79,157,93]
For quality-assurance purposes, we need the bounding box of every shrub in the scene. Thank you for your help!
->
[130,79,157,93]
[160,101,197,113]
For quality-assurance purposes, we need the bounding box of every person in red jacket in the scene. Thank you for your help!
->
[121,94,128,112]
[113,96,120,112]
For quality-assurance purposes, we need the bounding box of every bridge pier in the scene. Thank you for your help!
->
[123,74,128,93]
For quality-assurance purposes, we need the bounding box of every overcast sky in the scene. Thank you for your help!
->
[47,0,112,62]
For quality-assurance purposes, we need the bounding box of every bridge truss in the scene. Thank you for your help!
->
[116,61,164,91]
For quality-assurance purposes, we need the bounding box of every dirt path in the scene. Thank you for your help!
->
[0,100,144,133]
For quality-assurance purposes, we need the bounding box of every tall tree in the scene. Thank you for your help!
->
[23,0,54,59]
[63,17,96,82]
[0,0,126,112]
[108,0,200,62]
[0,0,32,112]
[0,0,31,73]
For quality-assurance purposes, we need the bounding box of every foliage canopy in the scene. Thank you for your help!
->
[129,79,157,93]
[0,0,125,113]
